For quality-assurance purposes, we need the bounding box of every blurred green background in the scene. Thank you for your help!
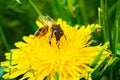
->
[0,0,120,79]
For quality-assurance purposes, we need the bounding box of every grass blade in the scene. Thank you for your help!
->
[29,0,44,20]
[89,42,109,68]
[0,26,10,51]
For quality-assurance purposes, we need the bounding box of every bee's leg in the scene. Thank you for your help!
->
[63,34,67,40]
[33,30,40,39]
[56,40,60,49]
[34,31,40,36]
[48,36,51,45]
[49,30,54,45]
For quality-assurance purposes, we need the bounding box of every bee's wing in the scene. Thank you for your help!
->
[37,15,55,28]
[44,15,53,21]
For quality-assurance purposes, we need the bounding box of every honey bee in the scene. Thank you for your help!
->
[48,24,65,45]
[34,25,48,37]
[34,16,66,47]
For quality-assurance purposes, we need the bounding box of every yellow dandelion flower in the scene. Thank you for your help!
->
[1,18,110,80]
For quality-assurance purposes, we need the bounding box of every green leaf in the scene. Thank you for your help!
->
[91,55,110,79]
[89,42,109,68]
[0,66,6,78]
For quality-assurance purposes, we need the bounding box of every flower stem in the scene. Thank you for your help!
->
[98,7,102,25]
[9,50,12,75]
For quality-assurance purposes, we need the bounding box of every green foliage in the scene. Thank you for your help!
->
[0,66,6,79]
